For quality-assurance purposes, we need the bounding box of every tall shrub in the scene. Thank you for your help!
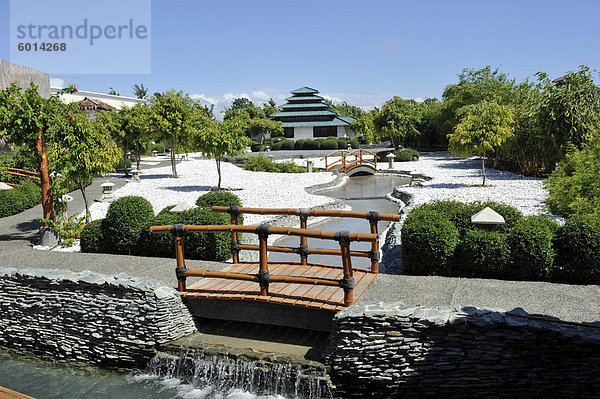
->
[553,215,600,284]
[507,216,558,281]
[103,196,154,254]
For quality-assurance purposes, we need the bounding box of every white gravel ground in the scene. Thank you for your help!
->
[393,152,549,216]
[88,158,339,225]
[276,151,549,216]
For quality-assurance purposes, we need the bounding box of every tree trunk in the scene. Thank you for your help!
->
[79,183,90,223]
[216,157,222,189]
[35,127,54,224]
[482,151,487,186]
[135,144,141,170]
[170,139,178,178]
[123,143,130,176]
[389,130,396,148]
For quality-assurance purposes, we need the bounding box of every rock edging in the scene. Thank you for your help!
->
[0,267,196,366]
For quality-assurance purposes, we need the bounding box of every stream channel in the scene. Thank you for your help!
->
[0,174,409,399]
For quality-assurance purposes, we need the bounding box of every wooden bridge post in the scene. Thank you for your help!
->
[227,206,240,264]
[367,211,380,274]
[297,208,309,266]
[335,231,355,306]
[172,224,187,292]
[256,224,271,296]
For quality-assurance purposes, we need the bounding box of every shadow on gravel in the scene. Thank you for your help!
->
[160,185,214,192]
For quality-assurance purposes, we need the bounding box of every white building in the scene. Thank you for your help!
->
[51,87,146,110]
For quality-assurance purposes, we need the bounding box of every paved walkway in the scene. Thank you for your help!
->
[1,156,599,325]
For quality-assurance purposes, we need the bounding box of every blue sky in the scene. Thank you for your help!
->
[1,0,599,115]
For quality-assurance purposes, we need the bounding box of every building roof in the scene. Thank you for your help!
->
[271,87,356,129]
[75,97,116,111]
[291,86,319,94]
[281,116,355,128]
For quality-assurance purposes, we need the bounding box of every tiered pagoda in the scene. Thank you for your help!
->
[270,87,357,140]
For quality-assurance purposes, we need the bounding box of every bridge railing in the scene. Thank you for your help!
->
[211,206,402,273]
[1,167,40,182]
[320,149,380,173]
[149,223,378,306]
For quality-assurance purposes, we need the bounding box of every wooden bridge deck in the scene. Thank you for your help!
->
[185,262,377,312]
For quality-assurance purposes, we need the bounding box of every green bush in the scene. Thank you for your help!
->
[0,180,42,218]
[553,215,600,284]
[294,139,306,150]
[116,158,132,170]
[348,139,360,149]
[302,139,320,150]
[321,139,339,150]
[453,229,509,278]
[243,154,305,173]
[337,137,347,149]
[180,208,232,261]
[376,148,420,162]
[152,143,165,153]
[279,140,295,150]
[545,145,600,218]
[402,210,460,275]
[136,212,180,258]
[103,196,154,254]
[271,141,283,151]
[80,219,106,253]
[250,142,265,152]
[357,135,367,144]
[196,190,243,209]
[507,216,558,281]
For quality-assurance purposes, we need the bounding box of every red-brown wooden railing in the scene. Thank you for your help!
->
[211,206,402,273]
[149,224,378,306]
[320,149,380,173]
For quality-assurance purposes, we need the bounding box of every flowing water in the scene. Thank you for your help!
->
[0,351,329,399]
[270,174,410,268]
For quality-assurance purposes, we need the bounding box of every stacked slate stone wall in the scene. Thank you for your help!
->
[324,302,600,398]
[0,268,196,366]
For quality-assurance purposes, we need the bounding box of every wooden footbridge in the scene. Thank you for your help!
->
[0,167,40,187]
[321,149,380,176]
[150,206,401,330]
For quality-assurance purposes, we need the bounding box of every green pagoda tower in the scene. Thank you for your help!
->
[270,87,357,140]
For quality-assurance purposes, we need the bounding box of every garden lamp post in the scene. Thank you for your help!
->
[471,207,505,230]
[386,153,396,169]
[100,181,115,202]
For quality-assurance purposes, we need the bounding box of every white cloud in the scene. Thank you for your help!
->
[189,89,287,119]
[50,77,64,88]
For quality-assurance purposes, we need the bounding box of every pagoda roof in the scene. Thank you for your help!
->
[291,86,319,95]
[285,95,324,102]
[281,116,354,127]
[270,110,337,118]
[279,102,329,110]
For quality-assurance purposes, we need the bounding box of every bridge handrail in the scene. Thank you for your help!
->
[211,206,400,273]
[320,149,380,173]
[2,167,41,181]
[150,223,376,306]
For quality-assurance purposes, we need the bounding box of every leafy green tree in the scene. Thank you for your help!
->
[246,118,283,142]
[224,97,265,120]
[544,143,600,217]
[329,101,367,119]
[262,98,278,118]
[196,118,251,189]
[351,111,377,143]
[132,83,148,99]
[448,100,515,186]
[47,112,121,222]
[108,87,120,96]
[0,83,75,223]
[373,97,422,147]
[148,90,200,178]
[119,103,153,169]
[534,66,600,170]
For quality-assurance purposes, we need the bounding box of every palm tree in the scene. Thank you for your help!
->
[108,87,120,96]
[132,84,148,99]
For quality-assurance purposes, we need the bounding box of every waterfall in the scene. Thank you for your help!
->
[143,351,333,399]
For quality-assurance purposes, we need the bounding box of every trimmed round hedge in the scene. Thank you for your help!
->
[103,196,154,255]
[196,190,243,209]
[337,137,347,149]
[320,139,338,150]
[0,180,42,218]
[553,215,600,284]
[401,209,460,275]
[180,208,231,261]
[508,216,558,281]
[453,229,509,278]
[136,212,180,258]
[80,219,106,253]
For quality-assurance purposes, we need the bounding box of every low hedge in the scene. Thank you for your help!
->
[243,154,305,173]
[320,139,338,150]
[376,148,420,162]
[179,208,232,261]
[507,216,558,281]
[402,209,460,275]
[0,180,42,218]
[348,139,360,149]
[337,137,347,149]
[80,219,106,253]
[196,190,243,209]
[453,229,509,278]
[103,196,154,255]
[553,215,600,284]
[278,140,295,150]
[136,212,180,258]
